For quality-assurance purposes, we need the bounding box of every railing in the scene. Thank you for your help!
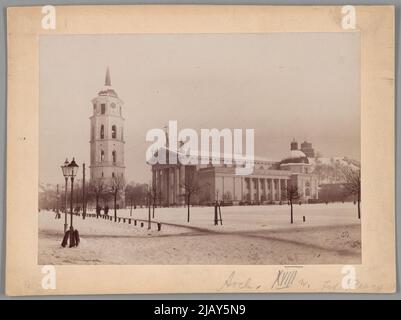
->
[83,212,162,231]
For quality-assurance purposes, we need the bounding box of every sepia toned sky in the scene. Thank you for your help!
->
[40,33,360,185]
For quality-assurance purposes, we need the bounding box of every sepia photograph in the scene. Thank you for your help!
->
[38,33,361,265]
[5,5,395,296]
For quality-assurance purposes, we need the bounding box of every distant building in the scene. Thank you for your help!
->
[150,139,319,206]
[300,140,315,158]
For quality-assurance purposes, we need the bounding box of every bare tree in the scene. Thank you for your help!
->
[125,182,148,208]
[89,178,105,218]
[180,171,200,223]
[111,175,126,222]
[341,166,361,219]
[285,184,299,224]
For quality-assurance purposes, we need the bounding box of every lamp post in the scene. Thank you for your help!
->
[68,158,79,247]
[61,159,69,233]
[60,157,80,248]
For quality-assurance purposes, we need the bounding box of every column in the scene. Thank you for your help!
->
[165,168,170,206]
[256,178,260,202]
[249,178,254,202]
[278,179,282,201]
[152,168,156,188]
[241,177,244,201]
[179,165,185,205]
[283,179,288,200]
[175,167,180,205]
[264,178,268,202]
[272,179,276,201]
[160,170,165,205]
[157,170,161,203]
[170,168,175,205]
[233,177,236,202]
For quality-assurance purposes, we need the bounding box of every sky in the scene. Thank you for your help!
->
[39,33,360,185]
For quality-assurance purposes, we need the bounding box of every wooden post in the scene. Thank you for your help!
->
[56,184,59,217]
[82,163,86,219]
[218,204,223,225]
[148,195,151,230]
[214,204,218,225]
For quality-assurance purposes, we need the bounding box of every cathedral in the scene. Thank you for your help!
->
[150,139,319,206]
[89,68,125,204]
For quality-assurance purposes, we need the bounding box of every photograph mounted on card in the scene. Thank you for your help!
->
[6,5,395,295]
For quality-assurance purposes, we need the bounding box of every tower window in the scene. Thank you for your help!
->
[112,172,115,178]
[102,172,104,178]
[101,103,106,114]
[121,128,123,140]
[112,150,117,164]
[112,125,117,139]
[100,125,104,139]
[100,150,105,162]
[93,103,96,111]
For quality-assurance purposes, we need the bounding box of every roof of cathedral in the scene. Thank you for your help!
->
[147,146,279,165]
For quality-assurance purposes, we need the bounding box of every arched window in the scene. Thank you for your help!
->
[112,125,117,139]
[100,150,105,162]
[101,103,106,114]
[101,172,104,178]
[112,172,115,178]
[100,125,104,139]
[112,150,116,163]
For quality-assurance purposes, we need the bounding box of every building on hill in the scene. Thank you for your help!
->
[300,140,315,158]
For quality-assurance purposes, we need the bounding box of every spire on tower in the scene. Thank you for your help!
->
[105,67,111,86]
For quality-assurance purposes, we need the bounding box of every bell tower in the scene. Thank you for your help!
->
[89,68,125,193]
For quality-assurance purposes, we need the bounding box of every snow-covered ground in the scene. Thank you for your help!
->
[38,203,361,265]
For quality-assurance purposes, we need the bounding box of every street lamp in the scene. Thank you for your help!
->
[61,158,70,233]
[61,157,80,248]
[68,157,79,225]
